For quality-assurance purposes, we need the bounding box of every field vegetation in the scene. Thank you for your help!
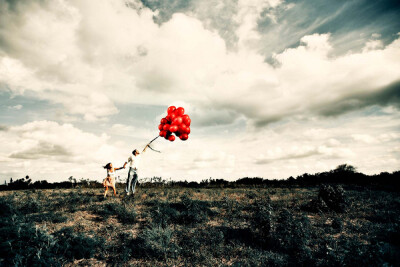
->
[1,182,399,266]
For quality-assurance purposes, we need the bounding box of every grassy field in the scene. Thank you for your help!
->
[1,185,399,266]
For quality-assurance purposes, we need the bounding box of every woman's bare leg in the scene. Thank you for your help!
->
[104,186,108,197]
[112,186,116,196]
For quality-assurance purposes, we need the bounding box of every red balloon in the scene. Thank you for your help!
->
[183,117,191,126]
[179,124,187,132]
[172,117,183,125]
[163,124,170,131]
[167,106,176,114]
[158,106,191,142]
[176,107,185,116]
[169,125,178,132]
[179,133,188,140]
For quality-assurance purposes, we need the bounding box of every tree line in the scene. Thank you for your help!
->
[1,164,399,191]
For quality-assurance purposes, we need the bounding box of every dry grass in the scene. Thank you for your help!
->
[1,185,399,266]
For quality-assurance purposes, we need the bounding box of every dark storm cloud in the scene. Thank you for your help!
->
[9,141,71,159]
[191,108,240,127]
[249,81,400,128]
[318,80,400,117]
[252,115,284,128]
[257,0,400,58]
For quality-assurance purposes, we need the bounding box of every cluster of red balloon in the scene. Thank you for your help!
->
[158,106,191,142]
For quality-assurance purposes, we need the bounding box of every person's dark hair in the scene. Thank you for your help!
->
[132,149,138,155]
[103,163,112,170]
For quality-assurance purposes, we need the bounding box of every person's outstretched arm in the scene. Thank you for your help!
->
[142,144,150,153]
[115,165,126,171]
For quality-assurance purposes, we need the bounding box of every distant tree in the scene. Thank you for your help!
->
[334,164,357,173]
[10,177,13,183]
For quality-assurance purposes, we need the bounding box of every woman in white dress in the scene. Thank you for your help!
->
[103,162,125,198]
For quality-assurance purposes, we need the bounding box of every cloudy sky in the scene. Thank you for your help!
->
[0,0,399,183]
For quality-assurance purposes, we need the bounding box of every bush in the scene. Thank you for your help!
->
[132,226,180,260]
[302,184,348,213]
[178,195,212,224]
[179,227,225,260]
[318,184,348,212]
[0,197,16,216]
[151,202,180,228]
[91,202,136,224]
[250,199,273,245]
[317,236,385,266]
[55,227,105,260]
[19,196,42,214]
[0,219,59,266]
[273,209,312,265]
[149,196,214,226]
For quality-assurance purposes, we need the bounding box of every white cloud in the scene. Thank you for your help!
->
[0,120,126,181]
[8,104,22,110]
[0,0,399,182]
[1,1,399,126]
[352,134,377,144]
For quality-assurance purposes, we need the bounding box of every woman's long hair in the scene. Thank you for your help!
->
[103,163,112,170]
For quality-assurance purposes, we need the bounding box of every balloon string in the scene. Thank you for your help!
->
[143,135,160,152]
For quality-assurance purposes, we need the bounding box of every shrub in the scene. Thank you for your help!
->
[179,227,225,260]
[318,184,348,212]
[64,192,94,211]
[149,196,214,226]
[250,199,273,245]
[132,225,180,260]
[91,202,136,224]
[19,196,42,214]
[0,197,16,216]
[0,220,59,266]
[302,184,348,213]
[178,195,211,224]
[55,227,104,260]
[151,202,180,228]
[301,197,330,213]
[273,209,312,265]
[317,236,385,266]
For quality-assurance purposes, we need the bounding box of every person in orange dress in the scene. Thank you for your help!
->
[103,162,125,198]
